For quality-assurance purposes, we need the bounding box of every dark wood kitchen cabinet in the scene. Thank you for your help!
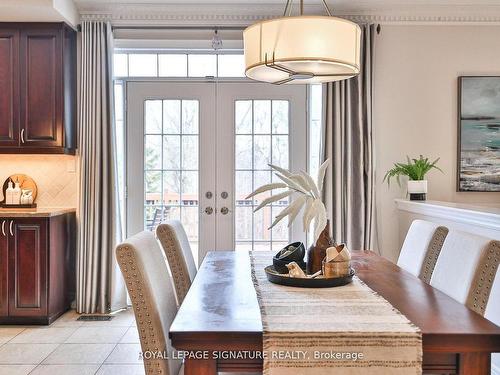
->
[0,29,19,147]
[0,211,76,324]
[0,221,8,317]
[0,23,76,154]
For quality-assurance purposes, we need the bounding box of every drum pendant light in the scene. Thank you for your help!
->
[243,0,361,84]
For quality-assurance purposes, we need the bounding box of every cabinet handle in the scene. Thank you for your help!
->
[21,129,25,143]
[9,221,13,236]
[1,221,5,237]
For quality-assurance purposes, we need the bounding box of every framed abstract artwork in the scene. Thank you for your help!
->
[457,76,500,192]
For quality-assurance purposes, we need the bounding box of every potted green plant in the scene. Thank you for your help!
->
[383,155,443,200]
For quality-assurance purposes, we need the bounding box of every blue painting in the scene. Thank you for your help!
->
[458,77,500,192]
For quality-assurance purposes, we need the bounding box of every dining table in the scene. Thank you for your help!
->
[169,250,500,375]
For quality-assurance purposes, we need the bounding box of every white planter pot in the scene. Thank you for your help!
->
[407,180,427,200]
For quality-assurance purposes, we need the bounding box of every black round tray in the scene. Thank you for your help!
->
[265,265,355,288]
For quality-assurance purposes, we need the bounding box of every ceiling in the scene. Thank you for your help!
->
[1,0,499,26]
[0,0,79,26]
[74,0,500,5]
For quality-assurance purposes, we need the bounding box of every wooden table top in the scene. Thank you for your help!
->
[169,250,500,353]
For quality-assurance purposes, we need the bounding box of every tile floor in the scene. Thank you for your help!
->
[0,309,145,375]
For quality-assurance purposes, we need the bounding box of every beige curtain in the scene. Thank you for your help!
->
[322,24,377,251]
[77,21,126,313]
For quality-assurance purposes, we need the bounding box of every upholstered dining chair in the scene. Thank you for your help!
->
[465,240,500,374]
[397,220,448,279]
[430,230,492,304]
[156,220,197,305]
[116,231,183,375]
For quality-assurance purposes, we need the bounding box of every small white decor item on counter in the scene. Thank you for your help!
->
[12,179,21,205]
[5,179,15,204]
[286,262,308,278]
[325,244,351,263]
[20,189,34,205]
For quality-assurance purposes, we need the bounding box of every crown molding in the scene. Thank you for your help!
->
[78,3,500,26]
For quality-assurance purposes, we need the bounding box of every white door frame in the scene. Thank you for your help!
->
[126,79,308,263]
[126,81,217,263]
[216,82,308,250]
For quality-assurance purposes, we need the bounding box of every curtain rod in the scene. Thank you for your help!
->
[76,24,246,32]
[79,23,379,32]
[112,25,247,31]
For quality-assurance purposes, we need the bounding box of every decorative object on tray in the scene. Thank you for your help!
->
[323,244,351,278]
[458,76,500,192]
[1,174,38,208]
[246,159,332,268]
[306,220,334,274]
[265,241,354,287]
[247,159,353,287]
[246,159,330,242]
[264,265,354,288]
[273,242,306,274]
[266,239,354,287]
[383,155,443,201]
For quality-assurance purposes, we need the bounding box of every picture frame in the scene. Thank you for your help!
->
[457,76,500,192]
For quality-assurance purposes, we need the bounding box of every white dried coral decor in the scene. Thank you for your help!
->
[246,159,330,242]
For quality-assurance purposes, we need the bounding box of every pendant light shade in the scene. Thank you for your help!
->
[244,14,361,84]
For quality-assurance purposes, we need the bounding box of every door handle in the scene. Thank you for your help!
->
[220,207,230,215]
[204,207,214,215]
[9,221,13,236]
[21,129,25,143]
[1,221,5,236]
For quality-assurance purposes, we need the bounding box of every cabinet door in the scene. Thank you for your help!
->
[0,29,20,147]
[8,218,47,317]
[19,28,63,148]
[0,220,8,316]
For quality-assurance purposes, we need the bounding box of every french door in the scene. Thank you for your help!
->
[127,81,307,264]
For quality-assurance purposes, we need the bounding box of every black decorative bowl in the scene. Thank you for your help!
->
[273,242,306,274]
[265,265,355,288]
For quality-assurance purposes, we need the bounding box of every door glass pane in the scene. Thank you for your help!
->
[144,99,200,261]
[145,135,162,170]
[163,100,181,134]
[145,100,162,134]
[235,101,252,134]
[234,100,291,251]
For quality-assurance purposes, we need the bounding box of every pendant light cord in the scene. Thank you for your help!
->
[282,0,333,17]
[321,0,333,16]
[282,0,292,16]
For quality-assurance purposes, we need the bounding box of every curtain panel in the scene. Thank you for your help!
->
[77,21,126,313]
[322,24,377,252]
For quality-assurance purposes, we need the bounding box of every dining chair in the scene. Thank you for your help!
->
[156,220,197,305]
[467,240,500,375]
[397,219,448,279]
[430,230,492,304]
[116,231,183,375]
[487,267,500,375]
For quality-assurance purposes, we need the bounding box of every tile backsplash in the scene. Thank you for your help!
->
[0,155,78,208]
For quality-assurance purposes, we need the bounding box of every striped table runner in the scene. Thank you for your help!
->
[250,251,422,375]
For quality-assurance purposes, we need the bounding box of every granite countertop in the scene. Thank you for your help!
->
[0,207,76,218]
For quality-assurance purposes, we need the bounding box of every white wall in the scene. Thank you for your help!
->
[374,25,500,262]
